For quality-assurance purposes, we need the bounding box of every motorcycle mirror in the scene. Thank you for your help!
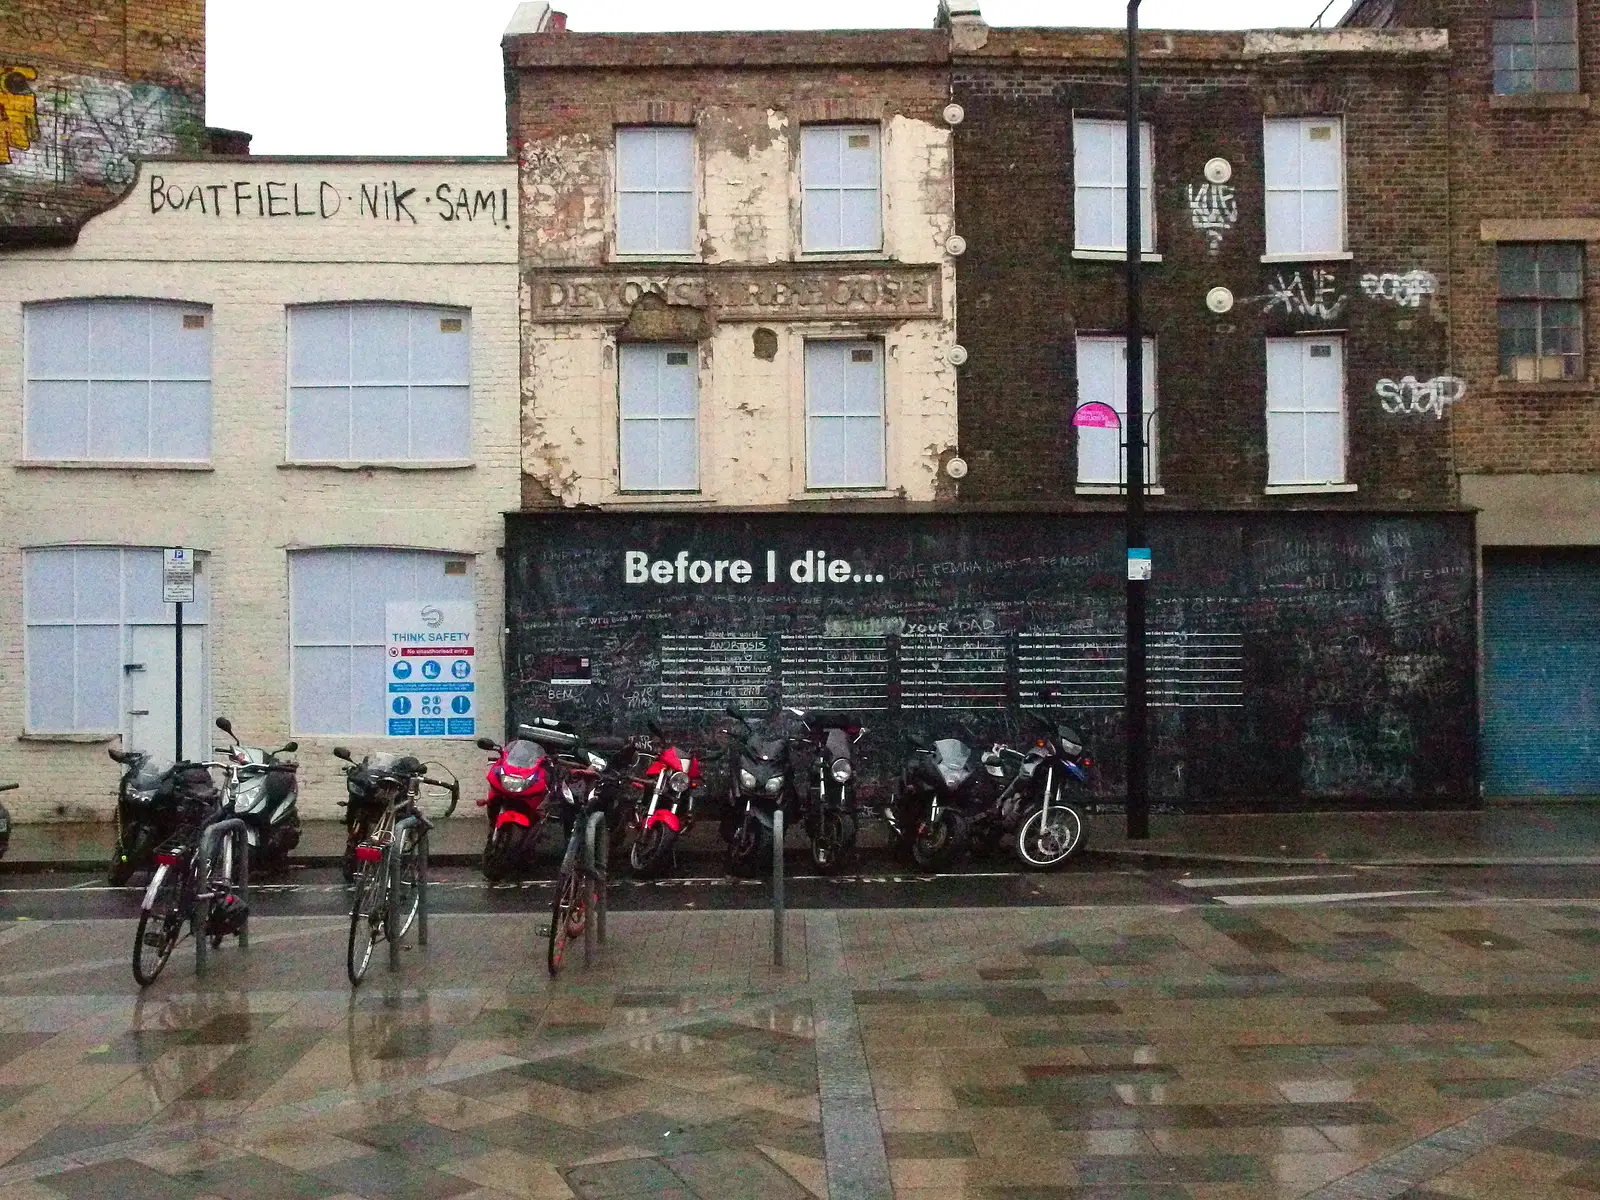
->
[281,741,298,754]
[332,746,353,762]
[214,716,232,732]
[475,737,497,751]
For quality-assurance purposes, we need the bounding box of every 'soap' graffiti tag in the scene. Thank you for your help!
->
[1376,375,1465,419]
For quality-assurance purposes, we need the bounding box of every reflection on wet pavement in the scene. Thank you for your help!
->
[0,901,1595,1198]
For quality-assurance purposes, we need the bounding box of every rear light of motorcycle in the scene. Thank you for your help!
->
[1082,757,1092,767]
[155,852,181,866]
[354,844,384,863]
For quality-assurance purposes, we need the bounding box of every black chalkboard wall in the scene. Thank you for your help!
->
[503,510,1478,811]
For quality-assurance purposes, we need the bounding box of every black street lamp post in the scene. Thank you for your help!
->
[1124,0,1150,840]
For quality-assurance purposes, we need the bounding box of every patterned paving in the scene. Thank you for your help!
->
[0,899,1595,1198]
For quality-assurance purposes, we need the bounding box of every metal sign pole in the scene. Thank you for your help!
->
[174,600,184,762]
[1125,0,1150,841]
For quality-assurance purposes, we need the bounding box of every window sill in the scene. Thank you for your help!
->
[1492,377,1593,395]
[1265,482,1358,494]
[15,459,213,471]
[1489,92,1590,111]
[1075,485,1166,495]
[610,253,702,264]
[602,493,712,507]
[1260,251,1354,264]
[1072,250,1163,262]
[280,460,475,471]
[791,488,899,501]
[796,248,889,260]
[18,731,118,744]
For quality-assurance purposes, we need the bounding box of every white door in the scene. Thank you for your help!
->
[124,623,208,761]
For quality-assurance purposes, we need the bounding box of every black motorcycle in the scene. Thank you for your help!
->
[213,717,301,873]
[794,711,865,875]
[884,731,996,871]
[107,748,220,884]
[720,707,856,876]
[337,750,422,882]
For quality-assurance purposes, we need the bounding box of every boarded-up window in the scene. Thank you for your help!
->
[1266,337,1346,486]
[801,125,882,253]
[805,340,885,489]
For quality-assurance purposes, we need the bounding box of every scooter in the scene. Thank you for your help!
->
[475,732,553,881]
[213,717,301,873]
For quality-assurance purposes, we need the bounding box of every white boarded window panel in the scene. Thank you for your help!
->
[1073,119,1155,252]
[806,341,886,489]
[1264,118,1344,257]
[616,127,695,255]
[287,304,470,462]
[24,300,212,461]
[1075,336,1158,486]
[801,125,882,252]
[289,549,474,736]
[619,344,699,491]
[1266,337,1345,485]
[23,547,209,734]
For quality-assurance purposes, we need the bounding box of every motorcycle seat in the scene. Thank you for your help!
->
[586,735,630,754]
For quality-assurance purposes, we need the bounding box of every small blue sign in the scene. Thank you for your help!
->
[418,718,446,736]
[388,718,416,736]
[451,659,471,679]
[393,660,412,679]
[391,696,412,715]
[451,694,471,714]
[447,718,476,736]
[422,660,441,679]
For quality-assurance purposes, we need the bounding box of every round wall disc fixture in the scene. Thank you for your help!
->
[1204,157,1232,184]
[945,456,969,479]
[1205,286,1235,314]
[945,234,967,256]
[946,344,969,366]
[943,103,965,125]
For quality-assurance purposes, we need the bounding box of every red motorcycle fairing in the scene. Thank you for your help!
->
[495,808,533,828]
[643,809,681,832]
[645,747,684,776]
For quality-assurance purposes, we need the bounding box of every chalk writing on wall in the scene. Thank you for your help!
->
[1376,374,1465,419]
[1185,182,1238,254]
[0,65,38,164]
[1260,269,1347,320]
[144,173,513,227]
[1360,270,1438,308]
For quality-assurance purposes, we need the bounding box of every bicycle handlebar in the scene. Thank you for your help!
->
[0,781,17,793]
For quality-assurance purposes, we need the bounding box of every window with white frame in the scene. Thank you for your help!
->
[801,125,883,253]
[805,340,886,489]
[1266,337,1346,487]
[289,549,473,736]
[619,343,698,492]
[615,127,696,256]
[24,300,211,462]
[287,304,470,463]
[24,547,208,734]
[1075,336,1158,487]
[1263,118,1345,258]
[1072,119,1155,253]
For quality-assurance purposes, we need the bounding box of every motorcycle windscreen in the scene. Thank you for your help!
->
[503,739,547,769]
[933,739,973,788]
[824,728,852,761]
[748,738,787,763]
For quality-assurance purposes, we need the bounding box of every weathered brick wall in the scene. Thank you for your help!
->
[952,31,1458,509]
[0,0,206,238]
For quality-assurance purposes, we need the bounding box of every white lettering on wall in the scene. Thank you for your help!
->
[1186,182,1238,254]
[1360,270,1439,308]
[1260,269,1347,321]
[1376,375,1466,419]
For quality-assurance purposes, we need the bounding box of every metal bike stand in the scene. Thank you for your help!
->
[583,812,608,967]
[195,818,250,974]
[772,809,785,968]
[388,815,428,971]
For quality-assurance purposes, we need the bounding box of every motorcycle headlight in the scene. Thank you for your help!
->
[764,775,783,795]
[830,758,852,783]
[738,768,757,789]
[501,774,532,793]
[667,769,690,794]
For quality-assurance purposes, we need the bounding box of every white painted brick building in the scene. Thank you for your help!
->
[0,157,518,823]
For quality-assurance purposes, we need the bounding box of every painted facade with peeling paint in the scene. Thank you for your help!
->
[504,28,959,509]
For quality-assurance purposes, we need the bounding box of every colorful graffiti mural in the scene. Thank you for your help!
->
[0,65,38,164]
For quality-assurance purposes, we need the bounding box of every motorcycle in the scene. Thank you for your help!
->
[213,717,301,873]
[1000,707,1090,870]
[884,729,995,871]
[625,721,703,879]
[338,750,422,882]
[107,747,219,884]
[720,707,798,877]
[0,781,15,861]
[474,732,554,881]
[794,711,865,875]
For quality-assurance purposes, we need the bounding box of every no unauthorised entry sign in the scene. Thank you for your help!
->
[385,601,476,737]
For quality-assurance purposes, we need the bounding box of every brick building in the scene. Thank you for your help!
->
[1344,0,1600,795]
[0,0,210,242]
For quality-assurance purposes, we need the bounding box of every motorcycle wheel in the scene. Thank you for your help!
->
[1013,801,1087,870]
[629,823,677,879]
[482,824,524,883]
[809,810,856,875]
[911,811,967,871]
[728,818,771,879]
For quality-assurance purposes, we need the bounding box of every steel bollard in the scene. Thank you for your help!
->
[583,811,602,968]
[236,829,250,950]
[772,808,785,969]
[418,827,429,948]
[596,817,608,946]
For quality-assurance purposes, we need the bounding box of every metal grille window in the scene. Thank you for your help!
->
[1263,118,1345,258]
[24,300,212,462]
[1499,243,1585,381]
[616,127,695,255]
[805,340,886,489]
[1266,337,1346,486]
[1493,0,1579,95]
[288,304,470,462]
[1073,119,1155,253]
[801,125,882,253]
[619,343,698,492]
[1075,336,1158,487]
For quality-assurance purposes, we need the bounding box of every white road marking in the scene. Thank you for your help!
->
[1176,873,1356,889]
[1216,889,1437,907]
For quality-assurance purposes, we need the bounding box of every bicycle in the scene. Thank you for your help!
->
[336,748,459,986]
[547,767,614,977]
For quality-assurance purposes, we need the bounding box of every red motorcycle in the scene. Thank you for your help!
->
[625,723,703,879]
[475,733,552,881]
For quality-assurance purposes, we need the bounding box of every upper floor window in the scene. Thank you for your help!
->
[616,127,695,255]
[288,304,470,463]
[24,300,211,462]
[1264,118,1344,259]
[1493,0,1579,95]
[1266,336,1346,487]
[805,340,885,489]
[619,343,699,492]
[1499,243,1585,381]
[801,125,882,253]
[1073,118,1155,254]
[1075,336,1158,488]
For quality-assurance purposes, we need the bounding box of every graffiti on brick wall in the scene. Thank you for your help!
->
[0,64,200,190]
[1360,270,1438,308]
[1185,182,1238,254]
[1376,374,1465,419]
[1258,268,1347,321]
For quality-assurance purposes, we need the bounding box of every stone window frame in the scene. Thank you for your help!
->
[1497,242,1586,382]
[797,123,885,256]
[616,341,702,494]
[1264,334,1348,490]
[800,334,889,492]
[1070,115,1157,258]
[611,125,700,260]
[1492,0,1581,96]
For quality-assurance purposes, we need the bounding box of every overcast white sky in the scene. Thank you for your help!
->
[206,0,1356,157]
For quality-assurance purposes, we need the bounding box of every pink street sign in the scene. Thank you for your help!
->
[1073,402,1121,429]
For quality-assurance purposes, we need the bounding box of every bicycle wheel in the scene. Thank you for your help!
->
[347,861,386,986]
[133,863,185,987]
[390,831,422,942]
[546,868,586,977]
